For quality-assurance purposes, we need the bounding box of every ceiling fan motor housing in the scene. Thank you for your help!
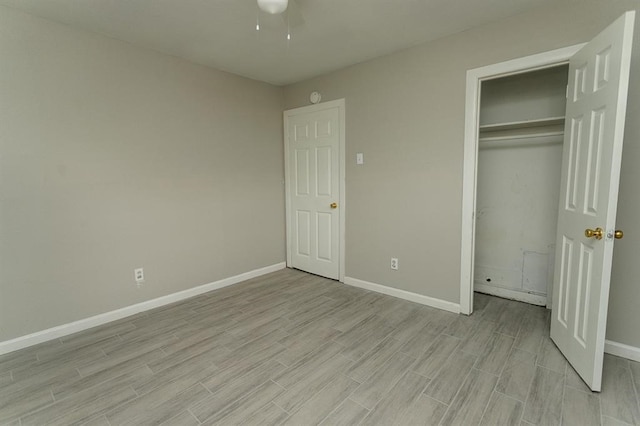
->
[257,0,289,15]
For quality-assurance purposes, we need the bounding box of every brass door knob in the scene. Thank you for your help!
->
[615,230,624,239]
[585,227,604,240]
[330,202,338,209]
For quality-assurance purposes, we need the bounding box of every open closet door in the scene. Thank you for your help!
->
[550,11,634,392]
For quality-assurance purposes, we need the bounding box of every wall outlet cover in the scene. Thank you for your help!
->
[391,258,399,270]
[134,268,144,283]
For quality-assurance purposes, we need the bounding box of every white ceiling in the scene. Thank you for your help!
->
[0,0,556,86]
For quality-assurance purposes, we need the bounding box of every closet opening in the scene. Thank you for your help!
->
[473,64,569,308]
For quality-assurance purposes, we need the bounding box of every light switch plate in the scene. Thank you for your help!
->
[356,153,364,165]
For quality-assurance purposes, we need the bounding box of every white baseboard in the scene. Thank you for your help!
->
[0,262,286,356]
[474,282,547,307]
[343,277,460,314]
[605,340,640,363]
[7,265,637,363]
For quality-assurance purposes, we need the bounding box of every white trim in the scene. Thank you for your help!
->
[460,44,585,315]
[283,99,346,282]
[344,277,460,314]
[0,262,286,356]
[604,340,640,363]
[339,102,346,282]
[474,283,547,307]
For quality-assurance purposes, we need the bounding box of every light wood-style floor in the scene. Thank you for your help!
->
[1,268,639,425]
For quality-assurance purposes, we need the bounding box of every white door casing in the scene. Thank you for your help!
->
[284,99,345,281]
[460,44,584,316]
[550,11,635,392]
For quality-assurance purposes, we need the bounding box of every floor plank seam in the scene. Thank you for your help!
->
[476,388,494,425]
[317,399,348,425]
[271,399,290,416]
[559,367,567,425]
[630,363,640,415]
[598,387,606,426]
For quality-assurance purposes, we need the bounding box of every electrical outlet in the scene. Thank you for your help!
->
[391,258,399,270]
[134,268,144,284]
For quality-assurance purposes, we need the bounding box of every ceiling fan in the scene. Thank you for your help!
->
[256,0,305,37]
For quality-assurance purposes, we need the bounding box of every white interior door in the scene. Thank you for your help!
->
[551,11,635,392]
[284,101,344,280]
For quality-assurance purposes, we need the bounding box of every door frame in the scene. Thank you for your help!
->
[459,45,585,315]
[284,99,346,282]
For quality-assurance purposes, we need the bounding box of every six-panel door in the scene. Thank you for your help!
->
[286,106,340,279]
[550,11,634,391]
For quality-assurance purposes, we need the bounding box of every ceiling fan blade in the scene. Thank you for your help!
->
[281,0,305,28]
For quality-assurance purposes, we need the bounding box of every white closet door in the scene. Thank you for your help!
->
[550,11,634,391]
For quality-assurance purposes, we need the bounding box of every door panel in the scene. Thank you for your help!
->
[316,212,332,261]
[295,149,310,196]
[296,210,310,257]
[550,11,634,391]
[285,104,342,280]
[316,146,332,196]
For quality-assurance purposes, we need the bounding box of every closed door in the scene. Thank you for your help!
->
[284,101,344,280]
[551,11,634,391]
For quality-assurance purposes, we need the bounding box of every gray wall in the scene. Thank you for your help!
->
[0,6,285,341]
[284,0,640,347]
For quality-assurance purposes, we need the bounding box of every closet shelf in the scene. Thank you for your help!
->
[479,116,565,132]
